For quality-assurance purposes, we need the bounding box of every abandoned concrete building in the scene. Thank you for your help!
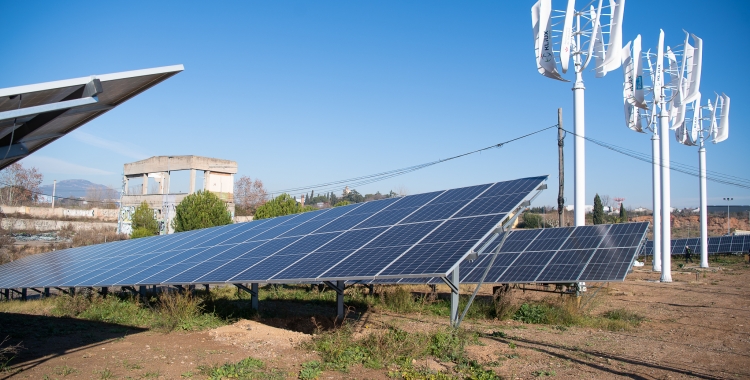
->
[120,155,237,234]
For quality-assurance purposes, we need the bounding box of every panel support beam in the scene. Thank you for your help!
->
[100,287,108,297]
[54,287,70,295]
[234,283,259,310]
[324,281,346,320]
[44,287,50,298]
[28,288,42,294]
[443,269,460,327]
[21,288,27,301]
[139,286,147,298]
[3,289,9,300]
[122,286,139,296]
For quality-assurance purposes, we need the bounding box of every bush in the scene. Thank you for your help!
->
[254,193,314,220]
[172,191,232,232]
[131,201,159,237]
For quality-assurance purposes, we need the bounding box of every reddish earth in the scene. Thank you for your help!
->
[2,257,749,380]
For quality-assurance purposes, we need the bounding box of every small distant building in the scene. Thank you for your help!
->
[120,155,237,235]
[633,207,650,213]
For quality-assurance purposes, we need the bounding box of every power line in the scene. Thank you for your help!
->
[267,125,558,197]
[563,128,750,190]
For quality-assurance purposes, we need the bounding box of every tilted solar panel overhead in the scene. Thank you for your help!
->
[0,176,548,290]
[639,235,750,256]
[369,222,650,285]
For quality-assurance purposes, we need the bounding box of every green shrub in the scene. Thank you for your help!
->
[513,303,547,324]
[298,360,322,380]
[172,190,232,232]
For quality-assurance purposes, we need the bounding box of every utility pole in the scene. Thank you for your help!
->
[51,180,56,209]
[557,108,564,228]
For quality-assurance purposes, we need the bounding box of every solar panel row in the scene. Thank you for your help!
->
[357,222,650,285]
[639,235,750,256]
[0,176,548,290]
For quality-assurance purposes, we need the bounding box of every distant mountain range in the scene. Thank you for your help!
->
[39,179,119,199]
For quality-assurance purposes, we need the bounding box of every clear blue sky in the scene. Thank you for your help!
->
[1,1,748,209]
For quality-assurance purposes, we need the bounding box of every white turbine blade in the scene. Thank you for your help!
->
[683,34,703,104]
[594,19,607,77]
[560,0,576,73]
[666,46,679,88]
[654,30,664,98]
[600,0,625,73]
[715,94,730,142]
[624,102,644,133]
[583,0,604,69]
[709,95,719,139]
[632,35,646,108]
[622,41,634,104]
[532,0,567,81]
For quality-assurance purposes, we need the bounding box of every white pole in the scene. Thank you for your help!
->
[573,71,586,227]
[699,144,708,268]
[651,134,662,271]
[51,179,56,209]
[659,103,672,282]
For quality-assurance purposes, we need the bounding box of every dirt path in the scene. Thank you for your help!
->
[3,259,748,379]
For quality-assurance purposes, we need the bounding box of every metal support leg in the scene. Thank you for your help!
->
[2,289,7,300]
[21,288,27,301]
[139,286,146,298]
[442,268,460,327]
[337,280,345,320]
[235,283,259,311]
[368,284,374,296]
[70,287,75,296]
[323,281,346,320]
[251,283,259,310]
[44,288,50,298]
[100,287,108,297]
[153,285,157,294]
[204,284,210,293]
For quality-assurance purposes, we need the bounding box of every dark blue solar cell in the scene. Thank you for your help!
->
[562,225,611,249]
[420,215,500,244]
[354,207,422,228]
[496,263,547,283]
[579,262,631,281]
[345,197,401,215]
[314,212,381,233]
[430,184,493,203]
[381,240,478,276]
[270,250,355,281]
[589,247,633,264]
[157,248,210,265]
[317,228,388,252]
[386,191,444,210]
[230,254,306,282]
[237,237,300,258]
[548,249,596,265]
[365,222,441,248]
[210,242,266,261]
[163,260,231,283]
[400,200,471,223]
[483,229,542,253]
[194,259,260,282]
[536,264,587,282]
[132,263,198,285]
[524,227,574,251]
[273,233,342,255]
[452,195,519,218]
[321,246,406,278]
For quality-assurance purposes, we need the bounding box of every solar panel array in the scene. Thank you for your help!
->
[367,222,649,285]
[640,235,750,256]
[0,176,547,290]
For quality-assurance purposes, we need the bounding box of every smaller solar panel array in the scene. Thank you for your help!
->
[640,235,750,256]
[367,222,649,285]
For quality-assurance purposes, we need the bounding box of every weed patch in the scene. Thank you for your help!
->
[198,357,284,380]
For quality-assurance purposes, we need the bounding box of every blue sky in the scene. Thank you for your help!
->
[1,1,748,209]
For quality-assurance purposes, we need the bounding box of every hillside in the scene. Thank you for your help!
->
[39,179,119,199]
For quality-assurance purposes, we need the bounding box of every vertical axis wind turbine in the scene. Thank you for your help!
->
[532,0,625,227]
[622,31,703,282]
[674,87,730,268]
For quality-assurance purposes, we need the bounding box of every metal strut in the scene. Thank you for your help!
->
[234,283,259,310]
[324,281,346,321]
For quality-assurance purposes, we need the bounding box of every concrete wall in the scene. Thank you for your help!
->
[1,218,117,232]
[0,205,119,221]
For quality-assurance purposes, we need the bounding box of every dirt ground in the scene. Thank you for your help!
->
[2,257,749,380]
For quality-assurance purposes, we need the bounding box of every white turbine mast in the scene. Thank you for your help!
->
[675,90,730,269]
[532,0,625,227]
[622,30,703,282]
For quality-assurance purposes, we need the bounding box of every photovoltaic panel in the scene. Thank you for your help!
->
[419,222,649,285]
[0,176,548,290]
[640,235,750,256]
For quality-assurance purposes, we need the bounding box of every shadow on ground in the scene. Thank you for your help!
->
[0,312,146,377]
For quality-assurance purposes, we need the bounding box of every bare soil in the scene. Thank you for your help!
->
[3,257,749,380]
